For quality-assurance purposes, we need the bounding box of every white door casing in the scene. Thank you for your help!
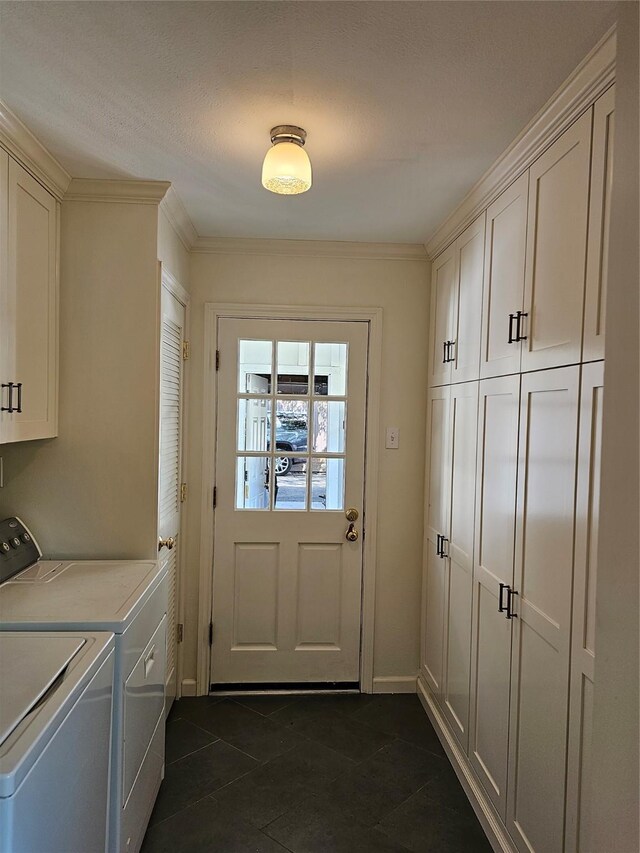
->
[210,317,369,686]
[158,276,188,708]
[469,373,520,819]
[507,365,580,853]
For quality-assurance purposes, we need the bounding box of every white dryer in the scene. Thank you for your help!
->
[0,518,168,853]
[0,631,114,853]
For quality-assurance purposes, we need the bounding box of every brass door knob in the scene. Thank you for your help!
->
[158,536,176,552]
[345,508,359,522]
[346,523,359,542]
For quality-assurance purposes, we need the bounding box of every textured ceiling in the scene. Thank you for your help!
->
[0,1,616,243]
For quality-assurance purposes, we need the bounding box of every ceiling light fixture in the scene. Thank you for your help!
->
[262,125,312,195]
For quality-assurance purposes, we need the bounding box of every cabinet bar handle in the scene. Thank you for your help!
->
[506,588,519,619]
[436,533,442,556]
[440,536,449,559]
[516,311,528,341]
[1,383,13,413]
[442,342,448,364]
[498,583,509,613]
[14,383,22,414]
[508,313,517,344]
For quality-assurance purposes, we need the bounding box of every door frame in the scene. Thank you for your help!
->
[196,302,383,695]
[160,263,190,700]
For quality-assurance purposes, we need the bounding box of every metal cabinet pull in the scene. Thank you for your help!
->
[508,313,517,344]
[1,383,13,413]
[14,383,22,414]
[440,537,449,559]
[446,341,456,363]
[436,533,442,556]
[516,311,528,341]
[506,588,519,619]
[498,583,509,613]
[442,342,448,364]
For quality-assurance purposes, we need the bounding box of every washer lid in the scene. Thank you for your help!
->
[0,635,84,746]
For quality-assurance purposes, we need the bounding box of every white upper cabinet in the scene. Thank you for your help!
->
[469,374,520,819]
[480,173,529,379]
[428,243,456,386]
[0,154,58,443]
[451,215,485,384]
[507,365,580,853]
[521,111,592,373]
[584,87,615,362]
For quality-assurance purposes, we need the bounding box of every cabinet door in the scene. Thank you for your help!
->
[583,88,615,362]
[521,112,592,372]
[565,361,603,852]
[507,365,580,853]
[441,380,478,749]
[3,158,58,442]
[451,214,485,384]
[0,149,9,439]
[480,173,528,379]
[428,242,456,386]
[469,374,520,818]
[422,385,450,697]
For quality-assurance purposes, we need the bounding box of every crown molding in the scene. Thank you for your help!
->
[0,100,71,200]
[160,186,198,249]
[425,24,617,259]
[64,178,171,205]
[192,236,428,261]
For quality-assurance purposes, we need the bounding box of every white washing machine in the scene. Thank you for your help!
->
[0,518,168,853]
[0,630,115,853]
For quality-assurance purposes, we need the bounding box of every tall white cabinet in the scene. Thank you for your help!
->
[421,83,614,853]
[0,149,59,443]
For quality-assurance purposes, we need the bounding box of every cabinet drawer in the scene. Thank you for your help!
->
[123,614,166,805]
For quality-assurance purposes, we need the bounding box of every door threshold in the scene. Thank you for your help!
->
[210,681,360,696]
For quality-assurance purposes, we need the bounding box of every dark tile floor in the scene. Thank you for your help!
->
[141,693,492,853]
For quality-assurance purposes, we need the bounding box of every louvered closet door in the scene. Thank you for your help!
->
[159,286,186,709]
[468,374,520,819]
[507,365,580,853]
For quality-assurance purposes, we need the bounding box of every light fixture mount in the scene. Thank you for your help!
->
[269,125,307,147]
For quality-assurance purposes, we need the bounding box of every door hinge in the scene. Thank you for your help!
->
[176,623,184,643]
[208,621,214,646]
[182,340,191,360]
[180,482,187,503]
[215,349,220,371]
[212,486,217,509]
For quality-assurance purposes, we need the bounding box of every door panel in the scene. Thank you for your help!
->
[158,285,186,708]
[584,87,615,362]
[469,374,520,817]
[428,243,456,386]
[211,318,367,685]
[422,385,450,697]
[480,173,528,379]
[565,361,603,852]
[442,381,478,747]
[507,366,580,853]
[521,111,592,372]
[452,215,485,384]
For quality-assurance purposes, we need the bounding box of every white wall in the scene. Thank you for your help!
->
[181,248,430,689]
[591,4,639,849]
[0,198,162,558]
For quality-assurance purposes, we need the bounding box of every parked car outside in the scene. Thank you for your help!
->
[273,412,307,475]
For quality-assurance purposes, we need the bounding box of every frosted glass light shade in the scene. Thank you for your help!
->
[262,141,312,195]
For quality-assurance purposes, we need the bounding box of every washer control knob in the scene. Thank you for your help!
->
[20,533,31,543]
[1,542,10,553]
[10,537,20,548]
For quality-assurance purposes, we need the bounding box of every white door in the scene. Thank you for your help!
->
[507,365,580,853]
[480,172,529,379]
[211,317,368,686]
[428,242,456,387]
[451,214,485,384]
[584,87,615,362]
[158,284,187,708]
[521,111,592,373]
[1,156,58,443]
[422,384,450,699]
[565,361,604,852]
[468,374,520,818]
[441,380,478,749]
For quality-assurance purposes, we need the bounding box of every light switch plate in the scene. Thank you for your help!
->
[385,427,399,449]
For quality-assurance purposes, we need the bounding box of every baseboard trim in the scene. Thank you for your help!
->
[372,675,417,694]
[416,676,516,853]
[180,678,197,697]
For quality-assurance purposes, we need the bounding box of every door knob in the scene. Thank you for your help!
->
[346,523,359,542]
[345,508,359,522]
[158,536,176,552]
